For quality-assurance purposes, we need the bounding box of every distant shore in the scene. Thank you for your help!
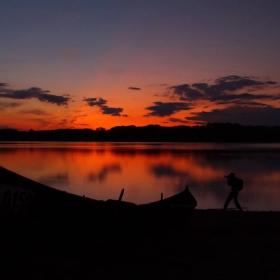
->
[1,209,279,279]
[2,123,280,142]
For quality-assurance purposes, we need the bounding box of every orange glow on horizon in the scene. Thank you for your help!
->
[2,74,280,131]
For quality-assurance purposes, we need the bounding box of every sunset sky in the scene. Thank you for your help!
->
[1,0,280,130]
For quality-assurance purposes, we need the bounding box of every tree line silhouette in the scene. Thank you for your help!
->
[1,123,280,142]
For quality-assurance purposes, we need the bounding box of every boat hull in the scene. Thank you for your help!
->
[0,166,197,219]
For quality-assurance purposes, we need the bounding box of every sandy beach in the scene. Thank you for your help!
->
[1,209,280,280]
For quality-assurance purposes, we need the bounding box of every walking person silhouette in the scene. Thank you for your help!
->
[223,172,243,212]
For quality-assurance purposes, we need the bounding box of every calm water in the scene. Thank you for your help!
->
[0,142,280,211]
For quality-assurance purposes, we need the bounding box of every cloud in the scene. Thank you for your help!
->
[145,102,193,117]
[30,118,52,126]
[77,123,90,126]
[148,83,168,87]
[83,97,124,117]
[0,101,21,110]
[20,109,51,115]
[200,76,277,97]
[213,75,277,93]
[216,99,271,107]
[58,119,68,126]
[100,106,123,116]
[169,75,278,102]
[209,92,280,103]
[170,84,204,101]
[0,125,16,130]
[168,118,189,124]
[0,83,9,91]
[37,92,70,106]
[128,87,141,90]
[69,114,88,123]
[83,97,107,107]
[0,84,71,106]
[187,106,280,126]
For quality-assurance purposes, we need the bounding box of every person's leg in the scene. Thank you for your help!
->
[233,191,243,212]
[223,192,233,210]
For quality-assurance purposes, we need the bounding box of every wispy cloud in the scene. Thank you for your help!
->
[20,109,51,115]
[208,92,280,103]
[0,83,9,90]
[30,118,52,126]
[0,101,21,110]
[0,83,71,106]
[83,97,107,107]
[128,87,141,90]
[69,114,88,124]
[215,99,271,107]
[83,97,125,117]
[58,119,68,126]
[0,125,17,130]
[168,117,189,124]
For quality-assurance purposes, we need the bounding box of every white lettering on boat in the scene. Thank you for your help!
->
[0,184,35,213]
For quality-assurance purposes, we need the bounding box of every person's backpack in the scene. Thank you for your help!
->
[236,178,243,191]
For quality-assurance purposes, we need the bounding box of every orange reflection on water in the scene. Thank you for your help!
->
[1,142,280,210]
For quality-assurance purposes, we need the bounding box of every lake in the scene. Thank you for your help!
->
[0,142,280,211]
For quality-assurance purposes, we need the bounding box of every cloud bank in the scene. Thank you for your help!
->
[145,75,280,126]
[169,75,278,103]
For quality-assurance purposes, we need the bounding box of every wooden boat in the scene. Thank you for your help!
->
[0,165,197,218]
[0,165,106,218]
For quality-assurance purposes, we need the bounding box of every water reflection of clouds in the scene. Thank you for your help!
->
[39,172,69,187]
[150,164,187,178]
[87,164,122,182]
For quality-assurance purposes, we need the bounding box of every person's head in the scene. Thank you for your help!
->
[224,172,235,185]
[224,172,235,179]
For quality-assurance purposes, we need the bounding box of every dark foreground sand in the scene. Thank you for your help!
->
[1,209,280,280]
